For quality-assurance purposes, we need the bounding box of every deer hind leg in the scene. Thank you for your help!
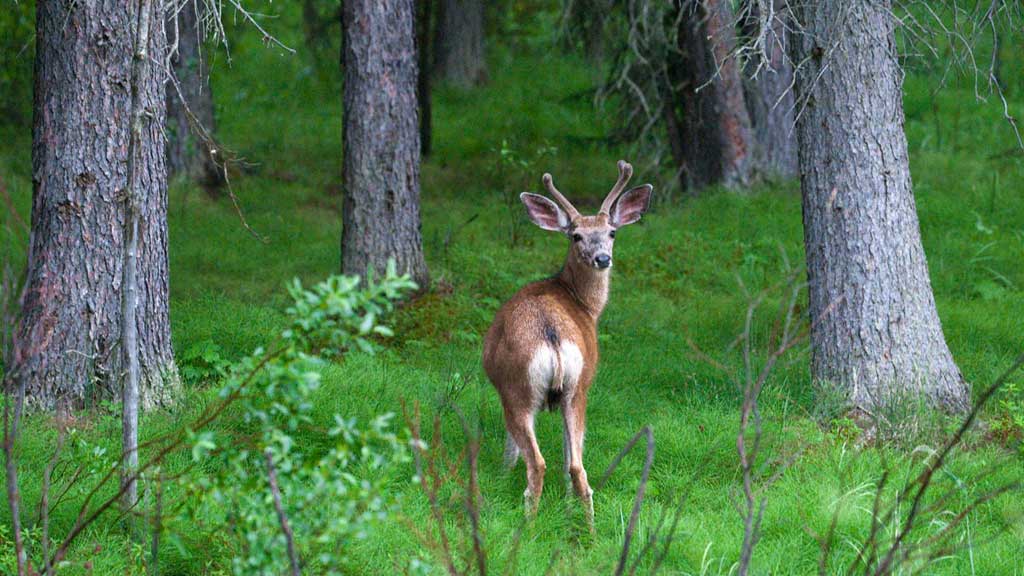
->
[505,411,546,516]
[562,393,594,532]
[504,431,521,469]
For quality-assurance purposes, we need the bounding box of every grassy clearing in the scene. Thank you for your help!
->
[2,6,1024,575]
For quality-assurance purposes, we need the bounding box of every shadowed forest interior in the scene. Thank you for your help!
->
[1,1,1023,574]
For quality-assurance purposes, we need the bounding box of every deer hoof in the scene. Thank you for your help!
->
[583,491,595,534]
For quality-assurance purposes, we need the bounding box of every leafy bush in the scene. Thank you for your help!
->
[179,339,231,386]
[173,263,417,574]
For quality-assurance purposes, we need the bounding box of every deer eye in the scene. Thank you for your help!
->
[572,233,583,243]
[609,230,616,239]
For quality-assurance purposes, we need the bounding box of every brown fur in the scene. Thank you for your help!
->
[482,161,652,527]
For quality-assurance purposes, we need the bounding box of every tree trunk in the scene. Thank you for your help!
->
[564,0,610,65]
[166,0,224,191]
[342,0,430,288]
[676,0,755,191]
[16,0,179,410]
[791,0,969,412]
[417,0,433,158]
[742,0,797,179]
[433,0,487,87]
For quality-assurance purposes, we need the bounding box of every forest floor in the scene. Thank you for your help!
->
[2,9,1024,575]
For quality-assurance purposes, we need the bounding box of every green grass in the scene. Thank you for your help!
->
[2,6,1024,575]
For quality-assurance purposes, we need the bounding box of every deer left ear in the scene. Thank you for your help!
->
[610,184,653,227]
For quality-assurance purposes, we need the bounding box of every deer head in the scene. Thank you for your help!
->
[519,160,653,270]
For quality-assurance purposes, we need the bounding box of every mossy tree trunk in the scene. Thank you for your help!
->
[15,0,179,410]
[792,0,969,413]
[342,0,430,288]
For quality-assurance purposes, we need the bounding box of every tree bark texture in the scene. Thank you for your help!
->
[791,0,969,412]
[166,0,224,191]
[433,0,487,88]
[676,0,755,191]
[342,0,430,288]
[742,0,797,179]
[16,0,178,410]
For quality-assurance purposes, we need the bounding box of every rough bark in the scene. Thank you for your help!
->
[792,0,969,412]
[742,0,797,179]
[342,0,430,288]
[16,0,179,410]
[676,0,755,191]
[433,0,487,87]
[166,0,224,191]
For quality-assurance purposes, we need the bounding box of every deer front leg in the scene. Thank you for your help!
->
[505,412,546,516]
[562,393,594,532]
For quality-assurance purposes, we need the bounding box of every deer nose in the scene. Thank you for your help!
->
[594,254,611,269]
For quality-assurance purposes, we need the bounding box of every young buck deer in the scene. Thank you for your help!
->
[483,160,652,526]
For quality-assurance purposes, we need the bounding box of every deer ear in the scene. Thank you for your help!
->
[520,193,570,232]
[610,185,652,227]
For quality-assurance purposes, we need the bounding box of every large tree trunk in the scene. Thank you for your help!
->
[342,0,430,288]
[742,0,797,179]
[166,0,224,191]
[433,0,487,87]
[791,0,969,412]
[16,0,178,410]
[676,0,755,191]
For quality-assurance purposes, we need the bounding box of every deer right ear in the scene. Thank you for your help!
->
[520,193,570,232]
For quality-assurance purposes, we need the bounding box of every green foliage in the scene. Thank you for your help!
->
[179,339,231,386]
[0,2,1022,574]
[488,139,558,245]
[175,267,416,575]
[992,382,1024,451]
[0,0,35,125]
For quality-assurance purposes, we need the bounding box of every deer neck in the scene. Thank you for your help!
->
[557,255,610,320]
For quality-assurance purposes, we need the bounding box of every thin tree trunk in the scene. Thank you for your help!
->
[742,0,797,179]
[433,0,487,87]
[676,0,755,191]
[342,0,430,288]
[792,0,969,412]
[18,0,179,410]
[122,0,156,528]
[417,0,434,158]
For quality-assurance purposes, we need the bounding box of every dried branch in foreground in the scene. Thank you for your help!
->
[595,425,655,576]
[812,350,1024,576]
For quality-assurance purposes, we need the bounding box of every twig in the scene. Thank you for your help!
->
[38,404,68,576]
[265,449,301,576]
[596,425,655,576]
[2,256,30,575]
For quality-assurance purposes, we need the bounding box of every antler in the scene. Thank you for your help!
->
[599,160,634,216]
[542,173,581,222]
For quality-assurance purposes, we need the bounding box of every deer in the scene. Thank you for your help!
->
[482,160,652,528]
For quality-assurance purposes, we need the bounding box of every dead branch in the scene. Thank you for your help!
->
[595,425,655,576]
